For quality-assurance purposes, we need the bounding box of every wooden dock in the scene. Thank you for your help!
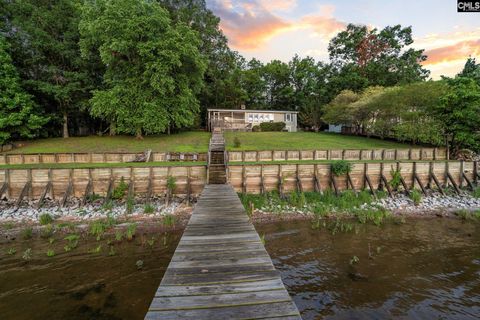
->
[145,184,301,319]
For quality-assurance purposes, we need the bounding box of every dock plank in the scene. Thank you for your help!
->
[145,184,300,319]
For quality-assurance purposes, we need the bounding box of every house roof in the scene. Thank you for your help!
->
[207,108,298,114]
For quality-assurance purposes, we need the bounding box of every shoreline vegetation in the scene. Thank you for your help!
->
[1,188,479,241]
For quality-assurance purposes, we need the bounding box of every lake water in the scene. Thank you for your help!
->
[0,218,479,319]
[256,218,480,320]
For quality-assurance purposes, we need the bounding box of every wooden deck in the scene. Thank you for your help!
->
[145,184,301,319]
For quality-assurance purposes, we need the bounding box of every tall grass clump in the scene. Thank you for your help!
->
[389,166,402,190]
[472,187,480,198]
[353,206,391,225]
[409,189,422,206]
[112,177,128,200]
[39,213,53,225]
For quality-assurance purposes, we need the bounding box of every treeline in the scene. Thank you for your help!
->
[323,60,480,152]
[0,0,479,153]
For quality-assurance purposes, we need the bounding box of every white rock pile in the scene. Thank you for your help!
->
[0,197,187,223]
[372,193,480,213]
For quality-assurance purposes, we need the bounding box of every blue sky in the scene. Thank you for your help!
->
[206,0,480,78]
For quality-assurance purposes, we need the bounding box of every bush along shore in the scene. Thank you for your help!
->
[240,188,480,225]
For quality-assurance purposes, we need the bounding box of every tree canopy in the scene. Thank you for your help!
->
[0,36,48,144]
[79,0,207,138]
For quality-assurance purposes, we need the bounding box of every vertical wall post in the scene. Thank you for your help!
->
[6,169,10,199]
[459,160,464,188]
[474,161,478,185]
[445,161,449,188]
[186,166,191,205]
[412,162,416,190]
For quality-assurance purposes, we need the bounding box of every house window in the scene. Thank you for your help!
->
[285,113,291,122]
[254,114,259,121]
[260,114,264,121]
[248,114,253,122]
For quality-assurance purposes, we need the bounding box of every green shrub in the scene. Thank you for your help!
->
[259,122,286,132]
[353,207,391,225]
[89,220,107,240]
[112,177,128,200]
[389,166,402,190]
[331,161,352,176]
[126,196,134,214]
[233,137,241,148]
[410,189,422,206]
[167,176,176,194]
[144,203,155,214]
[162,214,175,227]
[288,191,306,208]
[472,187,480,198]
[125,223,137,241]
[64,233,79,251]
[39,213,53,225]
[40,224,55,239]
[456,209,480,220]
[22,227,33,240]
[252,125,261,132]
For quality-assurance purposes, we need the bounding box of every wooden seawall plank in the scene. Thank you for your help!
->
[145,184,301,319]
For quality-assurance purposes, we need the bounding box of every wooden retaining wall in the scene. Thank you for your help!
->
[1,161,477,202]
[228,148,447,162]
[0,166,207,200]
[0,152,207,165]
[228,161,479,195]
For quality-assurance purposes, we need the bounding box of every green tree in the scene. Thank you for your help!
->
[328,24,429,88]
[243,58,267,109]
[80,0,206,138]
[263,60,294,110]
[161,0,246,122]
[0,36,48,144]
[458,57,480,85]
[5,0,92,138]
[436,77,480,153]
[322,90,359,130]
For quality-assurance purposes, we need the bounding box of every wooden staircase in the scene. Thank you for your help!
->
[208,130,227,184]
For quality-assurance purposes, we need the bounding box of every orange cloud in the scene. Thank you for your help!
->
[209,1,345,50]
[210,0,293,50]
[258,0,297,11]
[424,39,480,65]
[300,15,346,39]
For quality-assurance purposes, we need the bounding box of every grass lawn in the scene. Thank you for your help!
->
[6,131,210,154]
[225,132,414,151]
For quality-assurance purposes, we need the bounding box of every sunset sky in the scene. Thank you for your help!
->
[206,0,480,79]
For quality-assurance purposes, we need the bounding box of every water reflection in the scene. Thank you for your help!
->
[256,218,480,320]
